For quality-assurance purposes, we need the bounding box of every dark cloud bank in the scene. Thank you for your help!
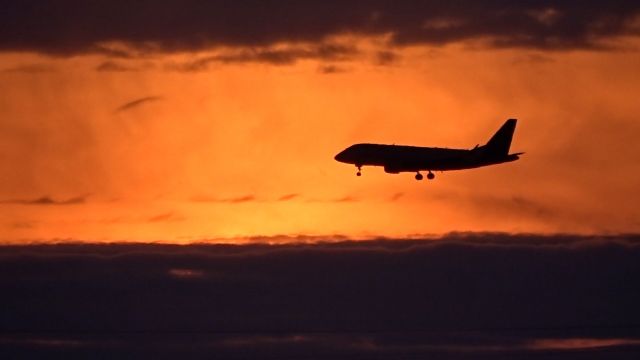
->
[2,1,640,56]
[2,233,640,359]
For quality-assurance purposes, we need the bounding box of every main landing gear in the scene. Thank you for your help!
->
[415,171,435,181]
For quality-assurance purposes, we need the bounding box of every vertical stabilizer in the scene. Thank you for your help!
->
[484,119,517,156]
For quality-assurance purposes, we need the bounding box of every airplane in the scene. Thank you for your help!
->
[334,118,523,181]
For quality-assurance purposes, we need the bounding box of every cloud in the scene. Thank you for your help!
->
[147,211,185,223]
[432,192,556,220]
[167,268,205,279]
[2,64,55,73]
[0,195,86,205]
[168,44,358,71]
[317,64,349,74]
[303,195,360,203]
[190,193,358,204]
[7,221,36,229]
[1,234,639,358]
[528,338,640,351]
[333,195,359,203]
[2,1,639,56]
[374,50,398,65]
[95,60,145,72]
[277,193,300,201]
[191,194,304,203]
[190,194,257,203]
[512,53,556,65]
[115,96,162,113]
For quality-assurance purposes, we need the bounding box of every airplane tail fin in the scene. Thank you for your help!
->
[484,118,517,157]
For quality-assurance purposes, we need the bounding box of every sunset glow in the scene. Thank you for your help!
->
[1,2,640,243]
[3,36,640,242]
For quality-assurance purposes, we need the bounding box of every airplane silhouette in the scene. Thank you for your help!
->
[334,119,523,180]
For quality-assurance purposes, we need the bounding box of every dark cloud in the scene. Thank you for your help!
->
[168,44,358,71]
[2,1,639,56]
[115,96,162,113]
[0,195,86,205]
[1,234,640,358]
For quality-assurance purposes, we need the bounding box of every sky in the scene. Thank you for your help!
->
[2,1,640,242]
[2,2,640,358]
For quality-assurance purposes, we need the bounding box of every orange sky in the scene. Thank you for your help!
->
[2,35,640,243]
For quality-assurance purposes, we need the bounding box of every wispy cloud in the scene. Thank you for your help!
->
[0,195,87,205]
[190,194,257,203]
[374,50,398,65]
[2,64,55,73]
[191,193,305,203]
[277,193,300,201]
[303,195,360,203]
[317,64,349,74]
[147,211,185,223]
[7,221,37,229]
[115,96,162,113]
[389,192,404,202]
[168,44,358,71]
[528,338,640,351]
[333,195,359,203]
[96,60,149,72]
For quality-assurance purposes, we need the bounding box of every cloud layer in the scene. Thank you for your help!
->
[1,234,640,358]
[2,1,640,56]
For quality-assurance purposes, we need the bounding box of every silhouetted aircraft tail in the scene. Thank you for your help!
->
[484,119,517,157]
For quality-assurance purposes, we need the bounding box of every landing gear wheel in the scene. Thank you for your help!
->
[427,171,435,180]
[415,173,423,181]
[356,165,362,177]
[356,171,361,177]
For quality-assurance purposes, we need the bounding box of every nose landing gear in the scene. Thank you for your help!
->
[356,165,362,177]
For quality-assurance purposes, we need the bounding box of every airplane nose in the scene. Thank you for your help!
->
[334,150,347,162]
